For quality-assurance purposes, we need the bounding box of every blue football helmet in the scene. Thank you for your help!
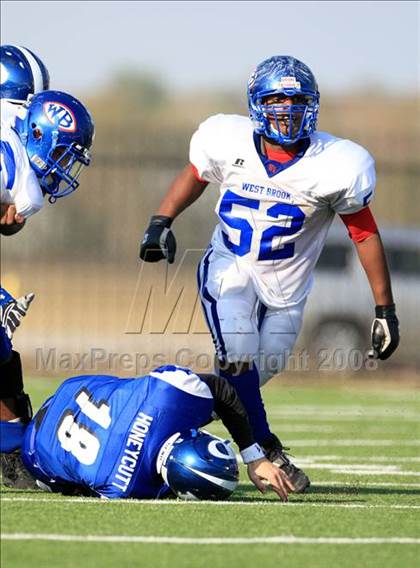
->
[14,90,94,200]
[248,55,320,145]
[157,430,239,501]
[1,45,50,102]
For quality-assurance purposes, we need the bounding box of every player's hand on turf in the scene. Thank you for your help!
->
[0,291,35,339]
[139,215,176,264]
[247,457,295,501]
[368,304,400,360]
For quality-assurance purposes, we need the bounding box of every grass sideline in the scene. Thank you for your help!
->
[1,376,420,568]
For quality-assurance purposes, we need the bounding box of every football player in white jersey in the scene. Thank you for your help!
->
[0,89,94,235]
[140,56,400,492]
[1,44,51,230]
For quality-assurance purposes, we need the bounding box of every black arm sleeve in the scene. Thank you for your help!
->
[0,351,24,397]
[199,373,255,451]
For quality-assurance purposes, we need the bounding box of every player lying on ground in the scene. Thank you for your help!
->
[140,55,400,493]
[1,363,295,501]
[1,44,95,235]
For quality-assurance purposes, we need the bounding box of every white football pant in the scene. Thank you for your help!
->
[197,245,306,385]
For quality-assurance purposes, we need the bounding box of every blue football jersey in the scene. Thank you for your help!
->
[22,366,215,499]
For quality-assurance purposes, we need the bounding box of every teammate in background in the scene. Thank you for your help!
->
[1,89,95,235]
[1,44,50,229]
[1,45,50,104]
[140,55,400,493]
[3,365,295,501]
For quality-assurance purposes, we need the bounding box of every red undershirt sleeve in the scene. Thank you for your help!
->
[190,164,206,183]
[339,207,378,242]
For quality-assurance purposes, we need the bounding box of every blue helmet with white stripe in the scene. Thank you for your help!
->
[1,45,50,103]
[248,55,320,145]
[157,429,239,501]
[14,90,94,200]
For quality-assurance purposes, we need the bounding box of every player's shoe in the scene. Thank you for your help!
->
[0,451,38,489]
[261,434,310,493]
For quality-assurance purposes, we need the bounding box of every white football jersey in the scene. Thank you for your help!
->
[1,101,44,218]
[0,99,26,128]
[190,114,376,308]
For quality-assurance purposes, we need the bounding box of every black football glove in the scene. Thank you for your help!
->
[139,215,176,264]
[368,304,400,360]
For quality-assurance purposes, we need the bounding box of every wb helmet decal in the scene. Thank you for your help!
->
[14,90,94,199]
[43,102,77,132]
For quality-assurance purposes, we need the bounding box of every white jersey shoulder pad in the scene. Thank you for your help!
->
[189,114,252,183]
[310,132,376,213]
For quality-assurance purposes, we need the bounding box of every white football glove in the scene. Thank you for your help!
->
[368,304,400,360]
[0,292,35,339]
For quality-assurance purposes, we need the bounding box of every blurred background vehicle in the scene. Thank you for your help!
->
[301,225,420,369]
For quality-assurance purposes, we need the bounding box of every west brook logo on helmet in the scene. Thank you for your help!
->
[43,101,77,132]
[276,77,301,90]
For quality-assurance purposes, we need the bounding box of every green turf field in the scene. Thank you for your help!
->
[1,376,420,568]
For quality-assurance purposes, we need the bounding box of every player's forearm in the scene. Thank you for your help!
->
[354,232,394,305]
[199,374,262,456]
[156,164,208,219]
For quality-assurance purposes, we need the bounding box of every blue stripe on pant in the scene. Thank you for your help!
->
[197,246,227,359]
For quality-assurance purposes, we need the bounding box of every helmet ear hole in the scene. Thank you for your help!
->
[32,127,42,139]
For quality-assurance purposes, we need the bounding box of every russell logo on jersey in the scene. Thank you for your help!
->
[43,102,77,132]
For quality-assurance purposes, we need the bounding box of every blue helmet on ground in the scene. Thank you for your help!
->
[14,90,94,200]
[1,45,50,102]
[157,430,239,501]
[247,55,320,145]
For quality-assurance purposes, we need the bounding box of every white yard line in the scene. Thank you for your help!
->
[1,533,420,545]
[284,440,420,447]
[270,416,420,422]
[268,424,417,433]
[267,425,338,433]
[268,406,420,420]
[1,497,420,510]
[292,463,420,476]
[296,456,420,463]
[315,480,420,488]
